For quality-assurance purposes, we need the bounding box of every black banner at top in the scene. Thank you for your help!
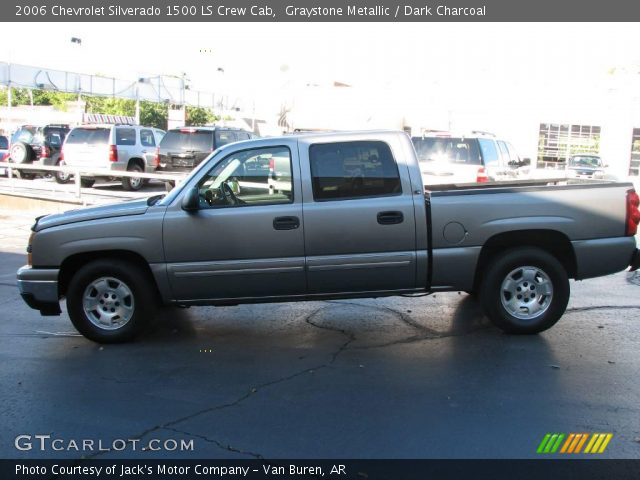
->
[6,0,640,22]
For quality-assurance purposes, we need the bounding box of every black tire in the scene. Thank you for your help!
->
[9,142,32,164]
[479,247,569,334]
[122,163,144,191]
[164,180,176,192]
[66,259,157,343]
[80,178,95,188]
[54,161,71,184]
[15,169,36,180]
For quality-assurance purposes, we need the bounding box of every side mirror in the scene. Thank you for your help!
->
[181,187,200,212]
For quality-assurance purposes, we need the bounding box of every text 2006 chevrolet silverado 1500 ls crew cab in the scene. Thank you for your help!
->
[17,131,640,343]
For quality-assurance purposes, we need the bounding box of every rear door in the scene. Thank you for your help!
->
[62,127,111,167]
[299,136,417,293]
[139,128,157,168]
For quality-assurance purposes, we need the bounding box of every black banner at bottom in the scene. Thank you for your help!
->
[4,459,640,480]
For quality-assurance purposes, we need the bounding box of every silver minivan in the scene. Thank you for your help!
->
[61,124,165,190]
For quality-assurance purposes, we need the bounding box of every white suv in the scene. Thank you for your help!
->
[411,131,530,186]
[61,124,165,190]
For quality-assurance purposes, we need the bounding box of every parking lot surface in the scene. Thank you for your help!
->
[1,206,639,460]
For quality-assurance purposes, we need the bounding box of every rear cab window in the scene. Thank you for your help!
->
[215,131,237,148]
[412,137,482,165]
[160,129,214,152]
[65,128,110,145]
[309,140,401,201]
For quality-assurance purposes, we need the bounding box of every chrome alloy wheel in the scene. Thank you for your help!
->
[82,277,135,330]
[500,266,553,320]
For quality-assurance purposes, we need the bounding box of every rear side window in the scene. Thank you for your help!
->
[479,139,500,166]
[215,131,237,147]
[160,130,213,152]
[116,128,136,146]
[140,129,156,147]
[412,137,482,165]
[0,136,9,149]
[309,141,401,201]
[65,128,110,145]
[496,141,510,166]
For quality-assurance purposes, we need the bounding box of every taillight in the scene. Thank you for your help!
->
[626,189,640,236]
[153,147,160,167]
[108,145,118,162]
[476,167,489,183]
[59,146,64,161]
[39,145,50,158]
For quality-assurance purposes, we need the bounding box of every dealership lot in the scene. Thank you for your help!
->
[0,205,639,459]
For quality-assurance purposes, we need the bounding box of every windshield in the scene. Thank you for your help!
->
[160,130,213,152]
[412,137,482,165]
[569,155,602,168]
[65,127,110,145]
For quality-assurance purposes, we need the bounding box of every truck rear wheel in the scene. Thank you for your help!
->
[479,247,569,334]
[66,259,156,343]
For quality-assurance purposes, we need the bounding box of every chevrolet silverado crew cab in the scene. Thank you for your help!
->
[17,131,640,343]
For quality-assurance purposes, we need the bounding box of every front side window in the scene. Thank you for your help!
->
[309,141,401,201]
[116,128,136,146]
[197,146,293,208]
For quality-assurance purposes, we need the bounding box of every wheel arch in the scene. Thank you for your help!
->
[127,157,145,170]
[473,229,577,292]
[59,250,160,300]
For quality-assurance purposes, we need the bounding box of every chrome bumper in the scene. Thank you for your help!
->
[17,266,61,316]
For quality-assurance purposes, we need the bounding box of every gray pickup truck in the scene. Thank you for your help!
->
[17,131,640,343]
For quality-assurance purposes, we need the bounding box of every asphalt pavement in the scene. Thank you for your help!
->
[1,206,639,460]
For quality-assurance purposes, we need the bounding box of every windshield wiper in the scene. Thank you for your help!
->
[147,194,165,206]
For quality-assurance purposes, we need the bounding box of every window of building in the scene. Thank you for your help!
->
[309,141,401,201]
[630,128,640,177]
[538,123,600,164]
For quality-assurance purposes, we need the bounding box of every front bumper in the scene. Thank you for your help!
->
[17,266,61,316]
[631,249,640,272]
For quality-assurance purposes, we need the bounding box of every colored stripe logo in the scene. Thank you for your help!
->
[537,433,613,454]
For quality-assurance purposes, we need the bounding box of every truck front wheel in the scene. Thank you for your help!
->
[66,259,156,343]
[479,247,569,334]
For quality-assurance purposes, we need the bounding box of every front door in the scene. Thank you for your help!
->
[162,141,305,301]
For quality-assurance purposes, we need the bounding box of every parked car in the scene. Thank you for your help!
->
[8,124,70,181]
[411,131,530,185]
[61,124,165,190]
[17,130,640,343]
[0,135,9,176]
[156,126,255,190]
[567,154,607,179]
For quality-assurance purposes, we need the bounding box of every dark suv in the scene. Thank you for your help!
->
[157,126,255,189]
[9,124,70,182]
